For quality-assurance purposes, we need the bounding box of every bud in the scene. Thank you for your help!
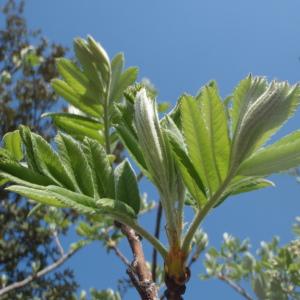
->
[134,89,169,194]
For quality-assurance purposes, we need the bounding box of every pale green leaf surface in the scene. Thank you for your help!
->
[6,185,64,207]
[115,125,149,178]
[46,185,96,214]
[82,137,115,198]
[109,53,124,101]
[114,160,140,214]
[55,133,95,197]
[48,185,136,219]
[3,130,23,161]
[110,67,138,102]
[43,113,104,144]
[231,76,267,134]
[168,131,207,207]
[198,82,230,181]
[238,130,300,176]
[231,81,300,167]
[73,38,104,92]
[87,36,110,85]
[56,58,100,101]
[19,126,40,172]
[30,133,75,190]
[0,161,53,187]
[51,79,102,117]
[181,95,219,194]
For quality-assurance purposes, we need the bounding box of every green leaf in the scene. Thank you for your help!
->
[30,132,75,190]
[180,95,219,195]
[197,82,231,181]
[167,129,207,207]
[56,58,100,101]
[43,113,104,144]
[87,36,111,86]
[51,79,103,117]
[73,37,104,90]
[231,75,267,134]
[229,177,274,195]
[19,126,40,172]
[2,130,23,161]
[115,125,149,177]
[238,131,300,176]
[0,161,53,187]
[47,185,97,213]
[114,159,140,214]
[48,185,136,219]
[55,133,95,197]
[109,53,124,100]
[6,185,65,207]
[110,67,138,102]
[231,80,300,167]
[82,137,115,198]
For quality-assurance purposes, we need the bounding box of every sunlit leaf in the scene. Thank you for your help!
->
[115,159,140,214]
[238,131,300,176]
[43,112,104,144]
[2,130,23,161]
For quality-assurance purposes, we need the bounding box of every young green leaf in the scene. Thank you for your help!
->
[0,161,54,188]
[30,132,75,190]
[43,113,104,144]
[197,82,231,181]
[109,53,124,100]
[110,67,138,102]
[237,131,300,176]
[115,124,149,178]
[87,36,111,86]
[180,95,220,194]
[231,80,300,167]
[55,133,96,197]
[48,185,136,219]
[6,185,65,207]
[19,126,40,172]
[51,79,103,117]
[2,130,23,161]
[56,58,100,101]
[82,137,115,198]
[114,159,140,214]
[73,37,104,90]
[46,185,97,214]
[231,75,267,134]
[167,130,207,207]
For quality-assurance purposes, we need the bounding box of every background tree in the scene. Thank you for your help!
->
[0,1,79,299]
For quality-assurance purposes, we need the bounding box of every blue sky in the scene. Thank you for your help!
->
[24,1,300,299]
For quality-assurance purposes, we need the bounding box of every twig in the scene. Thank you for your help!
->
[217,274,254,300]
[117,222,158,300]
[0,247,78,297]
[152,201,163,282]
[108,242,133,271]
[52,230,64,256]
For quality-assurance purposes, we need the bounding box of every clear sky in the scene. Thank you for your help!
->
[24,1,300,299]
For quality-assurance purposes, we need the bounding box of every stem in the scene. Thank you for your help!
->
[152,201,163,282]
[182,175,232,254]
